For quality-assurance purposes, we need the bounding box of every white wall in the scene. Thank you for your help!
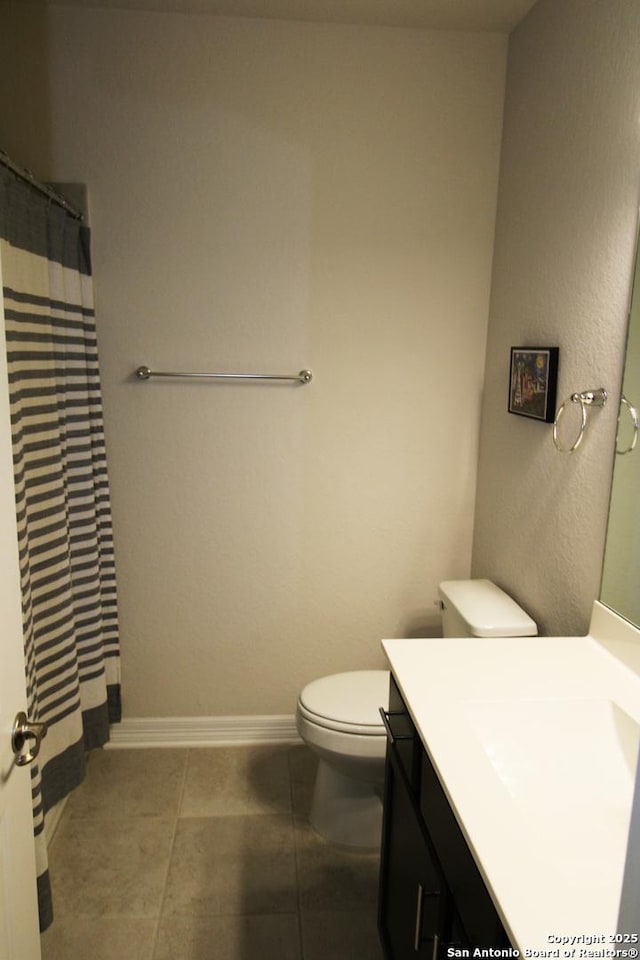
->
[471,0,640,636]
[0,5,507,715]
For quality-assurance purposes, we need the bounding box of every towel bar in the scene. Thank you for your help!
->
[135,365,312,384]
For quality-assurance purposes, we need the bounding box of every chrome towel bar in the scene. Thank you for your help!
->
[135,365,312,384]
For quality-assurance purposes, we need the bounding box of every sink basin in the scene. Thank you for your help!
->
[465,698,639,879]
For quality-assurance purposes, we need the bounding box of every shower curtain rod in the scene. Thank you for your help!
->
[0,149,83,221]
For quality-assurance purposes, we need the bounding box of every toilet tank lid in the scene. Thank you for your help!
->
[438,579,538,637]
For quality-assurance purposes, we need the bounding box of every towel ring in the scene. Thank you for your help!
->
[616,395,639,455]
[553,388,607,453]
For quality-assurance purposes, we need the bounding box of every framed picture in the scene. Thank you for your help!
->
[508,347,559,422]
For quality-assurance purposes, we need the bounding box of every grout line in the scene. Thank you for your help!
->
[287,746,307,959]
[148,748,190,959]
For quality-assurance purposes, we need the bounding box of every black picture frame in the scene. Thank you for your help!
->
[508,347,559,423]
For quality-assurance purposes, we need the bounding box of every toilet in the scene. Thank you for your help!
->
[295,578,537,848]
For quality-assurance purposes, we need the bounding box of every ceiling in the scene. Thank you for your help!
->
[34,0,540,33]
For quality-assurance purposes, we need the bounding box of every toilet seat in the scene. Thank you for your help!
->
[298,670,389,737]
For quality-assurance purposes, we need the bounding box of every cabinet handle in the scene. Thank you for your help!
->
[414,883,424,951]
[379,708,414,744]
[413,883,441,953]
[432,933,440,960]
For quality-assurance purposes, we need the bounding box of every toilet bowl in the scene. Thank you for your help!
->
[296,579,537,849]
[296,670,389,848]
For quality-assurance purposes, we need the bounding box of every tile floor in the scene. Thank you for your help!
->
[40,744,384,960]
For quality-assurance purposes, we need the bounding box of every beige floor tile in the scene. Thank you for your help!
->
[162,815,297,917]
[295,818,381,913]
[153,913,301,960]
[66,748,187,819]
[301,910,385,960]
[288,745,317,818]
[40,744,382,960]
[180,745,292,818]
[290,778,314,819]
[41,917,156,960]
[49,817,175,917]
[287,744,317,785]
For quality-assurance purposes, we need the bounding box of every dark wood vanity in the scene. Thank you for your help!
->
[378,676,511,960]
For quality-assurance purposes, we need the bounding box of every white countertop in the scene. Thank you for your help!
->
[382,601,640,952]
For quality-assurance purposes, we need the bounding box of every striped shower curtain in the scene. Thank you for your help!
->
[0,166,121,931]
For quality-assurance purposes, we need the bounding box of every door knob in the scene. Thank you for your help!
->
[11,711,48,767]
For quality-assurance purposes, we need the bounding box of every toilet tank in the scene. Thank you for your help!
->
[438,579,537,638]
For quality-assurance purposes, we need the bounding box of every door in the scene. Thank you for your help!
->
[0,255,41,959]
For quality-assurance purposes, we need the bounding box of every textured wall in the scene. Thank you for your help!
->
[0,6,507,715]
[471,0,640,636]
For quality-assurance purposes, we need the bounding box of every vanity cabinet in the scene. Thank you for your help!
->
[378,677,510,960]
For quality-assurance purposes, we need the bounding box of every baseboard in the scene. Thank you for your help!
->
[106,714,301,749]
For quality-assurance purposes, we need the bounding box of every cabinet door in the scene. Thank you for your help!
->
[420,751,510,948]
[379,747,445,960]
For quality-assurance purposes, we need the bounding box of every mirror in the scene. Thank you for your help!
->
[600,232,640,627]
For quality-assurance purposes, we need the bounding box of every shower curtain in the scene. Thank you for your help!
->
[0,166,121,931]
